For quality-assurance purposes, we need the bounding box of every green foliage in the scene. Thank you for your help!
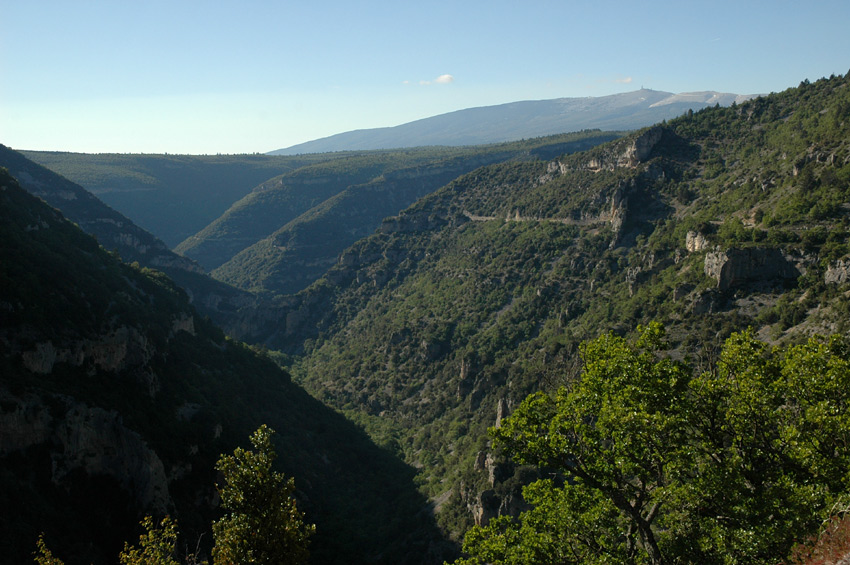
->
[454,481,623,565]
[119,516,180,565]
[455,326,850,565]
[11,71,850,564]
[272,74,850,546]
[2,169,446,564]
[20,151,310,247]
[33,535,65,565]
[33,430,316,565]
[203,130,618,292]
[212,425,314,565]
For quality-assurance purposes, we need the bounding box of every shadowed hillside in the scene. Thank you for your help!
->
[0,168,453,564]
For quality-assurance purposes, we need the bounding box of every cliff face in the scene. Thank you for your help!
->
[1,391,171,513]
[704,248,801,291]
[826,258,850,285]
[21,326,155,375]
[0,173,213,560]
[1,304,197,526]
[580,126,664,172]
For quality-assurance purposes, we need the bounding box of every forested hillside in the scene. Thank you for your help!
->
[206,132,619,295]
[17,152,320,247]
[174,147,485,271]
[0,145,199,274]
[0,169,451,564]
[0,146,268,340]
[4,69,849,564]
[249,72,850,551]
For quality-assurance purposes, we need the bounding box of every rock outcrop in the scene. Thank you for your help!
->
[53,403,171,512]
[584,126,664,172]
[704,247,800,291]
[21,326,153,375]
[0,391,171,513]
[825,258,850,285]
[619,126,664,167]
[686,230,710,252]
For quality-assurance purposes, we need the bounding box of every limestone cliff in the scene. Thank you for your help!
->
[826,258,850,285]
[0,391,170,512]
[704,247,800,291]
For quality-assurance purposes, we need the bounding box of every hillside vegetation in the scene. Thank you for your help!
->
[0,169,451,564]
[207,132,619,296]
[0,145,199,274]
[248,72,850,550]
[4,69,850,564]
[0,146,268,341]
[174,147,491,271]
[17,152,326,247]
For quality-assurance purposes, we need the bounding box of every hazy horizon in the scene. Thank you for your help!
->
[3,0,849,155]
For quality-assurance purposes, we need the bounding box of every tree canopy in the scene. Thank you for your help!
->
[213,425,314,565]
[454,324,850,565]
[34,426,314,565]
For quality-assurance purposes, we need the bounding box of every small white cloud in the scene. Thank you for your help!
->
[616,76,633,84]
[406,74,454,86]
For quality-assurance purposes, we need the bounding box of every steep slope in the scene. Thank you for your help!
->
[174,153,397,271]
[0,146,264,339]
[0,144,200,274]
[251,73,850,540]
[18,151,315,247]
[0,169,451,564]
[213,132,619,296]
[178,139,617,277]
[270,89,755,154]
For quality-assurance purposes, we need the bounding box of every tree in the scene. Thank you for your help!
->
[33,535,65,565]
[33,518,183,565]
[32,426,313,565]
[212,425,314,565]
[119,516,180,565]
[673,331,850,562]
[455,325,850,565]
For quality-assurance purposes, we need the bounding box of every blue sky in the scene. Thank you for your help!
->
[2,0,849,154]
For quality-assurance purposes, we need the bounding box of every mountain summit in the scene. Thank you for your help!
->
[269,89,756,155]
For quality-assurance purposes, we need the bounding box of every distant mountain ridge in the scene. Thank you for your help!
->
[270,89,757,155]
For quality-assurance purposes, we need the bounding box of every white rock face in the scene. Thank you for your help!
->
[0,391,53,454]
[686,231,710,253]
[54,403,171,512]
[704,248,800,291]
[825,258,850,285]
